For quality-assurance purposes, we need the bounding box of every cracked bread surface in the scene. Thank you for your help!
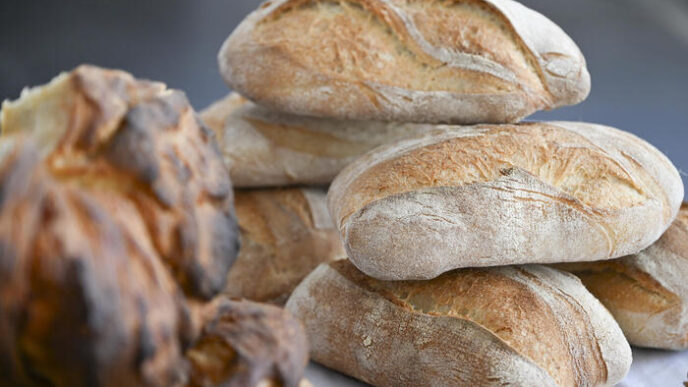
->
[286,260,631,386]
[220,0,590,124]
[328,122,684,280]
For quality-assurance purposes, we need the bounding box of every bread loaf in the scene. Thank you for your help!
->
[200,93,432,187]
[287,260,631,386]
[329,122,684,280]
[557,203,688,350]
[220,0,590,124]
[0,66,307,387]
[0,65,240,299]
[226,188,345,304]
[187,298,308,387]
[199,92,248,134]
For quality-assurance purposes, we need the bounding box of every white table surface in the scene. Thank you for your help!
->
[304,347,687,386]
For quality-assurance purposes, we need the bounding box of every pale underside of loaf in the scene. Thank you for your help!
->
[226,187,345,304]
[558,203,688,350]
[329,122,684,280]
[286,261,631,386]
[220,0,590,123]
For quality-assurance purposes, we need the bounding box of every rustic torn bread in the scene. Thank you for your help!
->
[0,66,308,387]
[287,260,631,386]
[329,122,684,280]
[556,203,688,350]
[220,0,590,124]
[187,298,309,387]
[0,65,240,300]
[200,93,432,187]
[226,188,345,304]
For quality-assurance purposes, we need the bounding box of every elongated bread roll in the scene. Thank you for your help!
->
[557,203,688,350]
[287,260,631,387]
[329,122,684,280]
[220,0,590,124]
[226,188,345,304]
[200,93,432,187]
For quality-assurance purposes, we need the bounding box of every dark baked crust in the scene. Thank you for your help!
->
[188,299,308,387]
[0,139,195,386]
[0,66,265,386]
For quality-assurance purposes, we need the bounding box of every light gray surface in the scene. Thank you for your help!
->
[305,347,688,386]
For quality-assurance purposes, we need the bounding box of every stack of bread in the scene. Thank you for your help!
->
[2,0,685,386]
[208,0,687,386]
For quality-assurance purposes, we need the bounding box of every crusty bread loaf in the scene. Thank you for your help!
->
[226,188,345,304]
[0,66,310,387]
[220,0,590,124]
[200,93,432,187]
[287,260,631,387]
[556,202,688,350]
[329,122,684,280]
[0,65,240,300]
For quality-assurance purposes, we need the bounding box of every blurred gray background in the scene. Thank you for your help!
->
[0,1,686,200]
[1,0,687,198]
[1,1,687,385]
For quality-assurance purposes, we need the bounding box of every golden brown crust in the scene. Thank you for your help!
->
[336,124,654,223]
[0,138,194,387]
[1,65,241,300]
[557,203,688,349]
[557,261,680,316]
[227,188,345,304]
[254,0,537,95]
[221,0,590,123]
[0,66,287,386]
[328,122,684,280]
[333,262,603,386]
[287,261,631,386]
[187,298,308,387]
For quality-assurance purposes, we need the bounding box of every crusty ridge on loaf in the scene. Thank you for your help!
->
[221,0,590,123]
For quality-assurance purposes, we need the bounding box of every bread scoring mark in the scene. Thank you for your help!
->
[555,203,688,349]
[397,0,548,98]
[245,116,370,158]
[254,0,546,98]
[485,182,615,255]
[565,262,680,316]
[330,261,579,386]
[550,121,682,227]
[336,124,651,226]
[511,267,608,386]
